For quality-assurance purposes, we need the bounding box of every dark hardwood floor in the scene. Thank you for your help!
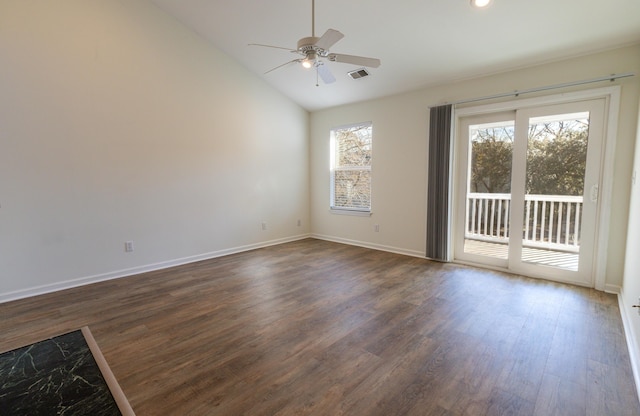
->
[1,239,639,415]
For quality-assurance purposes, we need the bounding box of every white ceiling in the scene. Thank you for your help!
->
[150,0,640,111]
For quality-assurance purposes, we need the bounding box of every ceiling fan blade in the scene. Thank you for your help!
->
[248,43,295,52]
[317,64,336,84]
[264,59,302,74]
[328,53,381,68]
[314,29,344,50]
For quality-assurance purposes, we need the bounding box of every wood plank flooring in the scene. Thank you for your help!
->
[1,238,638,415]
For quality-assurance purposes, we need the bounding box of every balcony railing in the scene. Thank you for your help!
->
[466,193,583,253]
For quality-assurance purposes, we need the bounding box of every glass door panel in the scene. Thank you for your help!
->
[455,98,605,286]
[464,120,514,260]
[508,100,605,285]
[455,112,515,267]
[520,112,590,271]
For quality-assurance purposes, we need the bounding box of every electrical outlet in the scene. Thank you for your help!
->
[297,219,301,227]
[374,224,380,232]
[261,222,267,230]
[124,241,134,252]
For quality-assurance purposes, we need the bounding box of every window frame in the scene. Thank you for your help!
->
[329,121,373,215]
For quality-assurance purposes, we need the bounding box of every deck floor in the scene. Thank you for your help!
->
[464,239,579,271]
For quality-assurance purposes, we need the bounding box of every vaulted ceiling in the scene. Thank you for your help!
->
[150,0,640,111]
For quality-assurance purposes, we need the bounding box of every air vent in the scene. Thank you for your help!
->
[347,68,370,80]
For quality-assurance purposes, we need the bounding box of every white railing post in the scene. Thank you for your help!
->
[525,200,531,241]
[541,200,547,243]
[504,199,509,238]
[565,203,572,245]
[466,193,583,253]
[557,202,563,244]
[574,203,581,246]
[548,201,555,244]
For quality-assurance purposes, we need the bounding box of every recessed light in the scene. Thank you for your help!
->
[471,0,492,8]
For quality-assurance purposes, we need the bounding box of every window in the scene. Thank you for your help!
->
[330,122,372,213]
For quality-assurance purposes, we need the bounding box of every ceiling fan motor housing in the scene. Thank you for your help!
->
[297,37,329,58]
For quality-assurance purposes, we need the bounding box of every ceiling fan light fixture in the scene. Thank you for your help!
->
[471,0,492,8]
[301,52,317,69]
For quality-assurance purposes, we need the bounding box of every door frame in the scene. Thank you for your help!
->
[454,111,515,270]
[451,86,621,290]
[508,100,605,284]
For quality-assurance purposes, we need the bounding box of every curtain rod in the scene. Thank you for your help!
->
[450,72,635,106]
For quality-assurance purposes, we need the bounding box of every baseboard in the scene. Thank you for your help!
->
[310,234,425,259]
[618,289,640,403]
[605,284,622,294]
[0,234,311,304]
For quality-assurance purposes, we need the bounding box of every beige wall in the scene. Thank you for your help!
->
[0,1,310,300]
[621,93,640,394]
[1,1,638,306]
[310,45,640,290]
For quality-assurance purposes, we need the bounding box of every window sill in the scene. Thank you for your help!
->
[330,208,372,217]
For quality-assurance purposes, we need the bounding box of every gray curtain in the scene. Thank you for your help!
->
[426,104,453,261]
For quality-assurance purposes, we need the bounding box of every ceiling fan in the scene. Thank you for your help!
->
[249,0,381,85]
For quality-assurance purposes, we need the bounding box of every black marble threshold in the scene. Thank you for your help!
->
[0,327,134,416]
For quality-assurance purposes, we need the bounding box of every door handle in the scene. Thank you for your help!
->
[590,185,599,202]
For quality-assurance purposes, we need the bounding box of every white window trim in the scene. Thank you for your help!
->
[330,121,373,214]
[329,207,373,216]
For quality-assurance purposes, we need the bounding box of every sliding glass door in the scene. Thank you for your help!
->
[454,99,606,286]
[457,112,515,268]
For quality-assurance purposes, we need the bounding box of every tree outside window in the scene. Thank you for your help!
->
[330,123,372,212]
[470,117,589,195]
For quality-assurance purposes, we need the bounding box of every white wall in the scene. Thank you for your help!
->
[1,3,638,304]
[620,93,640,396]
[0,1,310,301]
[310,45,640,290]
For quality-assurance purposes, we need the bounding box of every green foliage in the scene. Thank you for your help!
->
[470,118,588,196]
[525,120,588,196]
[470,126,513,193]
